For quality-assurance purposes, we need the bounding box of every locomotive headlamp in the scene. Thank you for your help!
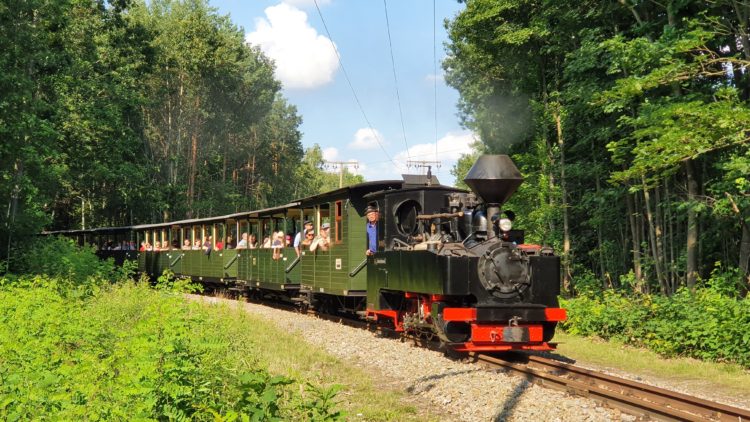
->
[498,218,513,232]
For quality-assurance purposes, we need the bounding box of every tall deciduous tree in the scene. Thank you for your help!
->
[446,0,750,296]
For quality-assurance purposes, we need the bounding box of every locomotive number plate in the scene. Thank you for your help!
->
[502,326,530,342]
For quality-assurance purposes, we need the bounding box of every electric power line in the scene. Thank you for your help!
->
[383,0,410,160]
[323,160,359,188]
[358,145,469,167]
[312,0,398,167]
[407,159,441,186]
[433,0,439,163]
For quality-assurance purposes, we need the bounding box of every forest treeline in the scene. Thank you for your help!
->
[446,0,750,296]
[0,0,361,261]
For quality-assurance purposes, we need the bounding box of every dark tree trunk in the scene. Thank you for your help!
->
[685,159,699,289]
[626,190,645,292]
[643,181,667,295]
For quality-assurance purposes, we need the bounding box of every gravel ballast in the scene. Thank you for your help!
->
[194,296,634,421]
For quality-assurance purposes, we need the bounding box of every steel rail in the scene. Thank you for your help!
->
[468,353,750,422]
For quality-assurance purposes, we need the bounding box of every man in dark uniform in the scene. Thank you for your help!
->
[365,205,379,256]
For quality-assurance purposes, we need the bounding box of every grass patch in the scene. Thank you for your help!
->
[553,331,750,403]
[198,299,441,421]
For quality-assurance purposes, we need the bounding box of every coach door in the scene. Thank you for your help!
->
[311,203,332,292]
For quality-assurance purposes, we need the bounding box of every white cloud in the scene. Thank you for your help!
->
[425,72,444,83]
[394,131,476,165]
[322,147,339,161]
[246,3,339,90]
[359,131,478,186]
[282,0,331,7]
[348,128,386,150]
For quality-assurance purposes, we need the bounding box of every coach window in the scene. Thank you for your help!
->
[170,227,179,249]
[318,203,330,231]
[302,207,314,228]
[286,209,301,240]
[226,219,237,248]
[196,224,202,244]
[248,219,258,243]
[334,200,343,244]
[261,217,272,246]
[215,223,225,248]
[180,226,188,247]
[239,219,249,241]
[273,215,285,235]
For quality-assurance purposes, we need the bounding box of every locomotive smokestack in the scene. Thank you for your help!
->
[463,155,523,206]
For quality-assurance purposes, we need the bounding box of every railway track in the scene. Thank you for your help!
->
[469,353,750,421]
[216,290,750,421]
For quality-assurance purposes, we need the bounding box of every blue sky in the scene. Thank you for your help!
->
[210,0,472,185]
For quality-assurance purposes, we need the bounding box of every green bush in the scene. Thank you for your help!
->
[561,284,750,367]
[0,279,342,420]
[0,242,341,420]
[8,237,131,296]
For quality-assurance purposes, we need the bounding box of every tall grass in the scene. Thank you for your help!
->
[0,238,343,420]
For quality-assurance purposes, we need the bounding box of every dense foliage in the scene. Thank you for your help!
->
[0,241,342,420]
[561,273,750,367]
[445,0,750,295]
[0,0,353,264]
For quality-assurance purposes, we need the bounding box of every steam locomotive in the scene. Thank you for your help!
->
[46,155,566,352]
[362,155,565,351]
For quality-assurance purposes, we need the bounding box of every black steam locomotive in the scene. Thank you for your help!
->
[364,155,566,352]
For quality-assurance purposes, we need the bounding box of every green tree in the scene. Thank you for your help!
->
[445,0,750,295]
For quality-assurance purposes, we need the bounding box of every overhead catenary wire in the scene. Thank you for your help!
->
[433,0,439,163]
[357,145,471,167]
[312,0,398,168]
[382,0,410,160]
